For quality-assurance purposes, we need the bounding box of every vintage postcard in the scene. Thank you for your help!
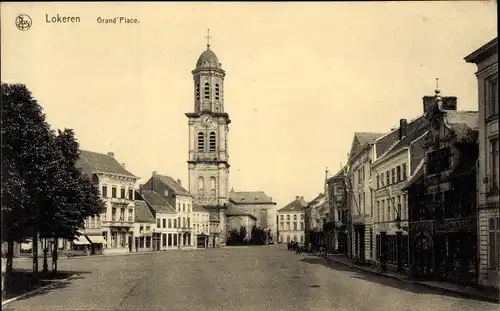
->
[1,2,498,310]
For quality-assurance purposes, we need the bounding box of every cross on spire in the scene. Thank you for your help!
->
[206,28,211,50]
[436,77,439,89]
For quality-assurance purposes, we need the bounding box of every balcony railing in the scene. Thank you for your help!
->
[110,197,131,205]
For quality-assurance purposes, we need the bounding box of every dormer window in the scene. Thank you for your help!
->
[164,190,169,197]
[204,82,210,100]
[215,84,220,101]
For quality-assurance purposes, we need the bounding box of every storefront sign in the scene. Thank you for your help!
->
[435,218,476,233]
[410,220,434,233]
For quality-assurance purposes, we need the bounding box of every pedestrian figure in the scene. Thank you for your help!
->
[379,253,387,273]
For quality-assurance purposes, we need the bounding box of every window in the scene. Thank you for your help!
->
[128,209,133,221]
[300,235,304,243]
[120,208,125,221]
[489,138,499,193]
[173,234,178,246]
[215,84,220,101]
[197,132,205,152]
[397,196,401,218]
[168,234,172,246]
[402,194,407,220]
[173,219,177,228]
[300,222,304,230]
[391,168,396,184]
[128,189,133,200]
[300,214,304,220]
[486,76,498,118]
[178,217,181,228]
[287,215,290,220]
[293,222,297,230]
[280,215,284,220]
[377,176,380,189]
[488,217,500,271]
[209,132,216,152]
[387,199,391,220]
[196,83,200,101]
[204,82,210,100]
[112,186,117,198]
[293,215,297,221]
[162,219,166,228]
[386,170,390,186]
[157,219,161,228]
[402,163,407,180]
[183,203,185,212]
[197,176,204,196]
[209,177,216,198]
[168,219,172,228]
[427,148,450,174]
[377,201,380,222]
[396,166,401,182]
[163,234,167,246]
[121,188,125,198]
[280,222,284,231]
[102,185,108,197]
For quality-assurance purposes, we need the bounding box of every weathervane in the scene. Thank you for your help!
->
[206,28,211,50]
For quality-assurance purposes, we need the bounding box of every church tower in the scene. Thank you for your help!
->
[186,30,231,246]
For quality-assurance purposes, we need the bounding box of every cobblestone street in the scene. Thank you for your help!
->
[3,246,499,311]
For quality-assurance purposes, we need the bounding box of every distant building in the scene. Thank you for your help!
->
[77,150,139,255]
[143,172,195,248]
[192,203,210,248]
[228,189,277,243]
[133,200,156,252]
[465,37,499,289]
[346,132,385,263]
[139,189,180,250]
[304,193,327,249]
[326,166,348,254]
[226,203,257,242]
[277,196,307,244]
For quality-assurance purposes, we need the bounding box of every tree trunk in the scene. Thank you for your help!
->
[3,239,15,297]
[42,238,48,273]
[32,232,39,282]
[52,238,58,274]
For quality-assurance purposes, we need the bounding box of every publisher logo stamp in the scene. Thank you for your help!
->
[15,14,32,31]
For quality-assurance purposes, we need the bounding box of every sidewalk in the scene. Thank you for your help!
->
[324,254,499,304]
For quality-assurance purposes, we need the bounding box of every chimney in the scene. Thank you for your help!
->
[121,163,126,169]
[296,196,299,199]
[177,179,182,186]
[152,171,157,191]
[399,119,408,139]
[107,152,114,158]
[423,95,457,115]
[300,196,304,199]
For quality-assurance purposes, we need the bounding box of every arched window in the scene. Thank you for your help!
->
[197,176,204,196]
[196,83,200,101]
[209,132,216,152]
[198,132,205,151]
[215,84,220,101]
[210,177,216,198]
[204,82,210,100]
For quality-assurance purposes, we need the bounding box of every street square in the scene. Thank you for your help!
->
[4,246,498,311]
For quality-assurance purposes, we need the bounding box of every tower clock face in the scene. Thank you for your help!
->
[201,114,211,126]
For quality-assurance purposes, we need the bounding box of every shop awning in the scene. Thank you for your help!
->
[86,235,107,245]
[72,235,90,245]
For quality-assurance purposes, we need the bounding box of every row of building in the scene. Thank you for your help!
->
[277,38,498,290]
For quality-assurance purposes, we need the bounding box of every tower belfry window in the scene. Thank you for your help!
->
[209,132,216,152]
[215,84,220,101]
[198,132,205,151]
[196,84,200,101]
[204,82,210,100]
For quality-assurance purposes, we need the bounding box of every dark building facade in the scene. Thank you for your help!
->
[407,90,479,285]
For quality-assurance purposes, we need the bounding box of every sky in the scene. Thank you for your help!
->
[1,1,497,208]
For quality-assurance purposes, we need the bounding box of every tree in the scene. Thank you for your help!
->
[1,83,56,287]
[250,226,267,245]
[239,226,247,244]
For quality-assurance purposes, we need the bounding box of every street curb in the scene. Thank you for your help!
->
[1,274,78,306]
[324,256,499,304]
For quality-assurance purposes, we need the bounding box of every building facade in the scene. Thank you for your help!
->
[133,200,156,252]
[228,190,277,243]
[143,173,195,248]
[305,193,327,250]
[77,150,139,255]
[465,37,499,289]
[277,196,307,244]
[193,203,210,248]
[372,116,428,273]
[185,42,231,247]
[326,167,348,254]
[409,90,479,285]
[346,132,385,263]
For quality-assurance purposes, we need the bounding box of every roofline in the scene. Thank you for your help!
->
[464,37,498,63]
[140,191,176,213]
[95,171,139,179]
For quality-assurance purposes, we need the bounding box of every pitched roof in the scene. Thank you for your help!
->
[307,193,324,207]
[226,202,257,219]
[403,158,425,190]
[140,189,176,214]
[77,150,136,177]
[464,37,498,64]
[445,111,479,143]
[192,202,209,213]
[156,175,192,196]
[350,132,386,159]
[378,116,429,161]
[229,191,275,204]
[278,197,308,213]
[134,200,156,223]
